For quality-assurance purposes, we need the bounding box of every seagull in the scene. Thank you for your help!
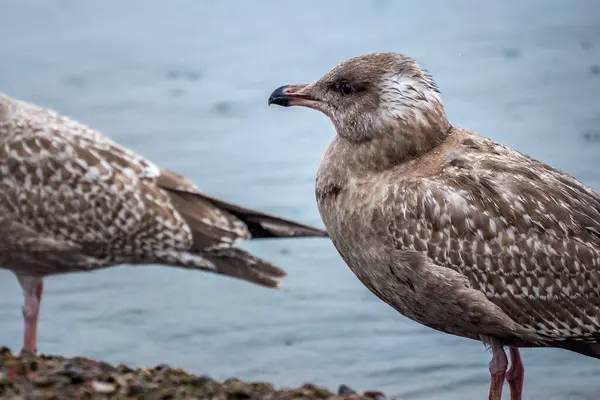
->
[268,52,600,400]
[0,91,327,357]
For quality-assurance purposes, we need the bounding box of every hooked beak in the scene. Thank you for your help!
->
[268,84,320,109]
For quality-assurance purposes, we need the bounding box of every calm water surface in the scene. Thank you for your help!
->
[1,1,600,399]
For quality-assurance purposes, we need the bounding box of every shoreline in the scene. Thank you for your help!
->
[0,347,387,399]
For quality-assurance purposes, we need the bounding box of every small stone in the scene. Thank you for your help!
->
[91,380,116,394]
[128,382,146,395]
[60,362,86,384]
[226,380,252,399]
[117,363,132,373]
[338,384,356,395]
[251,382,275,392]
[107,372,128,389]
[154,363,170,371]
[363,391,387,400]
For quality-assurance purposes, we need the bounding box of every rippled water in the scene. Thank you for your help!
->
[1,1,600,398]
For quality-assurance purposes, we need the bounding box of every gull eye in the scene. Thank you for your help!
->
[339,81,354,96]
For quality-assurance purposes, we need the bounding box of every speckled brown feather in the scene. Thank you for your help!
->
[0,91,326,289]
[383,131,600,345]
[300,52,600,359]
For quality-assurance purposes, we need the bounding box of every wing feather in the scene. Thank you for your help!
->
[388,138,600,342]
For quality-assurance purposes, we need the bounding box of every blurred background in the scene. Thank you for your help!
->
[1,0,599,399]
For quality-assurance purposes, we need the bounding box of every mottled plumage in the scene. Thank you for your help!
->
[0,91,327,355]
[269,52,600,400]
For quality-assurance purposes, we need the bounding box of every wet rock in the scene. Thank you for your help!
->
[0,346,386,399]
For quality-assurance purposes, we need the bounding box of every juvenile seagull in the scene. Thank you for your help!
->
[0,91,327,356]
[269,52,600,400]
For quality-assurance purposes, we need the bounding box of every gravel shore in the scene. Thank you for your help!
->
[0,347,386,400]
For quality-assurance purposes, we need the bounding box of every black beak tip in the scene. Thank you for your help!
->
[268,85,290,107]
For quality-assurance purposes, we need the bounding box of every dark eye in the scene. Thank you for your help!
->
[339,81,354,96]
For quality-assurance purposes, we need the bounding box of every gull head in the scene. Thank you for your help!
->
[269,52,448,143]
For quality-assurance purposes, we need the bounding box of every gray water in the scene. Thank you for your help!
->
[1,1,600,399]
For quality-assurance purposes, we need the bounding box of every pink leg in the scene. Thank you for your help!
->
[488,342,508,400]
[16,275,44,354]
[507,347,524,400]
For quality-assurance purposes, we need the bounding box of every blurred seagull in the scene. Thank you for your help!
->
[0,91,327,356]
